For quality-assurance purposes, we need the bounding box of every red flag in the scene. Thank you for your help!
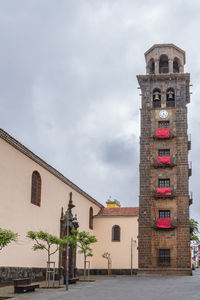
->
[157,218,171,228]
[157,187,171,195]
[157,156,171,164]
[156,128,170,138]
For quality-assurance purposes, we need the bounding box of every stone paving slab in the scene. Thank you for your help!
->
[1,270,200,300]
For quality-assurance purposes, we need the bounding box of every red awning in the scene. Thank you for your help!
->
[156,128,170,138]
[157,218,171,228]
[157,156,171,164]
[157,187,171,195]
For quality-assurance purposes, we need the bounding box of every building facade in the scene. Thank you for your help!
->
[137,44,192,275]
[0,129,138,284]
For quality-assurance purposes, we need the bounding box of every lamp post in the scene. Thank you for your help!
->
[130,238,136,276]
[66,211,78,291]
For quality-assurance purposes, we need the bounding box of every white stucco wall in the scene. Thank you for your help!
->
[0,137,101,269]
[91,216,138,269]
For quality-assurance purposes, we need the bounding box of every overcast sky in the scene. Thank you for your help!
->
[0,0,200,222]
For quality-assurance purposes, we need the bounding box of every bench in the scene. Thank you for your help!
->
[14,278,40,293]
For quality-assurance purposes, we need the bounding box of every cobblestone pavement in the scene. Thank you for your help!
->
[1,269,200,300]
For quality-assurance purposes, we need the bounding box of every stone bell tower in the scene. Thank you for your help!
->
[137,44,192,275]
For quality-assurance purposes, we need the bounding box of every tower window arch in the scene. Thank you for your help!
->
[89,207,93,229]
[31,171,41,206]
[173,58,180,73]
[159,55,169,74]
[166,88,175,108]
[147,58,155,74]
[112,225,120,241]
[153,88,161,108]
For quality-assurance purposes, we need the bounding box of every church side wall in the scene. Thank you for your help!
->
[0,138,100,271]
[91,216,138,270]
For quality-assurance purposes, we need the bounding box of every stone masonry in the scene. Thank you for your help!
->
[137,44,192,275]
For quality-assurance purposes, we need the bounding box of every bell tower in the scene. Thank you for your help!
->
[137,44,192,275]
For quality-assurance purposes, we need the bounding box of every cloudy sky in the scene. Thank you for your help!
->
[0,0,200,222]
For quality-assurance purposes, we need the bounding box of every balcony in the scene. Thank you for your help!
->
[153,157,175,168]
[166,100,175,108]
[188,134,191,151]
[154,188,175,199]
[153,101,161,108]
[153,128,175,139]
[189,192,193,205]
[153,218,177,230]
[188,161,192,177]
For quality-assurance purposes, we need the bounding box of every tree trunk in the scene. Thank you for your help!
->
[84,254,86,281]
[108,260,112,276]
[47,249,50,288]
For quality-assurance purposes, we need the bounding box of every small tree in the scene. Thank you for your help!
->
[190,219,199,241]
[70,230,97,280]
[102,252,112,276]
[27,230,65,287]
[0,228,18,251]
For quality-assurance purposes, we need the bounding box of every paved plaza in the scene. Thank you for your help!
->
[1,269,200,300]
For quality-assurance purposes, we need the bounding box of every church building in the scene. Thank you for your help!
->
[0,128,138,284]
[0,43,192,284]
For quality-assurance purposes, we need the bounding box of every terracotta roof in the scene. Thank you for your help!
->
[0,128,103,208]
[95,207,139,217]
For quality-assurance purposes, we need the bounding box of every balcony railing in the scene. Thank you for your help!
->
[153,101,161,108]
[188,134,191,151]
[189,191,193,205]
[188,161,192,177]
[152,218,177,230]
[166,100,175,108]
[154,188,175,199]
[153,157,175,168]
[153,129,175,139]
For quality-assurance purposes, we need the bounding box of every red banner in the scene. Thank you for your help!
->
[157,156,171,164]
[156,128,170,138]
[157,187,171,195]
[157,218,171,228]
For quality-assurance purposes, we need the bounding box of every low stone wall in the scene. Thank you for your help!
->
[0,267,46,286]
[137,268,192,276]
[77,269,138,276]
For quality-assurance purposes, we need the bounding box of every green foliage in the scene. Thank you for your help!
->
[27,230,64,257]
[0,228,18,251]
[70,230,97,258]
[106,199,121,207]
[190,219,199,241]
[69,230,97,280]
[102,252,111,261]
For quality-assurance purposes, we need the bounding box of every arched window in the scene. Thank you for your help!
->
[159,55,169,74]
[173,58,180,73]
[112,225,120,242]
[147,58,155,74]
[31,171,41,206]
[89,207,93,229]
[166,88,175,107]
[153,88,161,108]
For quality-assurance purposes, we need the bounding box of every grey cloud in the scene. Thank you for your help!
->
[0,0,199,222]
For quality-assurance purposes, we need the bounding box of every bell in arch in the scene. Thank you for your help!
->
[154,93,160,101]
[167,91,174,100]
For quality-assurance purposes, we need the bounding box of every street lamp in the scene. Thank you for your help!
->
[130,238,136,276]
[66,212,78,291]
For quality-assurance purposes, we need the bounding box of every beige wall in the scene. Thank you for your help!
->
[91,216,138,269]
[0,137,101,269]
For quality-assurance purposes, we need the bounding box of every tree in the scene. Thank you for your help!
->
[70,230,97,280]
[27,230,65,287]
[0,228,18,251]
[102,252,112,276]
[190,219,199,241]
